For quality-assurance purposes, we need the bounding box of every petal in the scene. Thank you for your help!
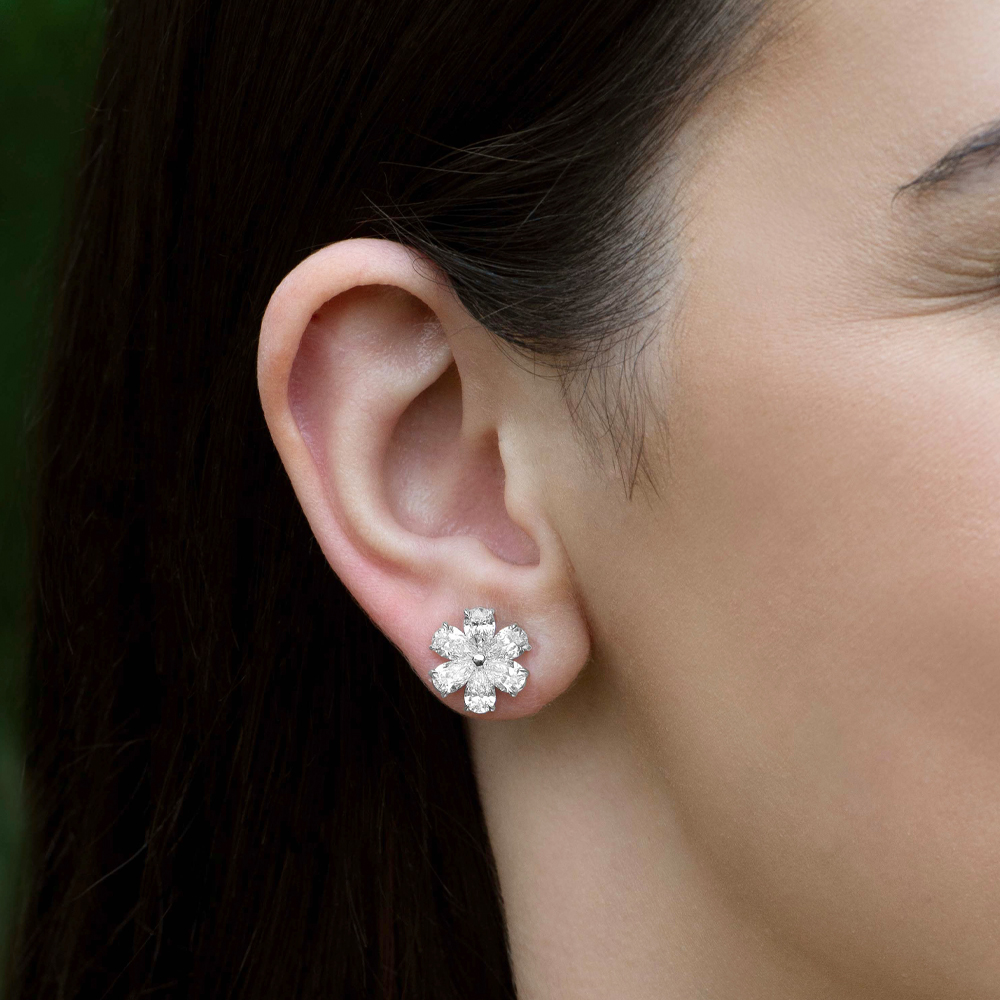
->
[429,658,474,697]
[487,658,529,697]
[488,623,531,661]
[464,667,496,713]
[464,607,496,645]
[430,622,472,661]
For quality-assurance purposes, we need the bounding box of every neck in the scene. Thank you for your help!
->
[466,666,857,1000]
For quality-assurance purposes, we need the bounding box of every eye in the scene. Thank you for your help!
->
[885,208,1000,309]
[886,173,1000,304]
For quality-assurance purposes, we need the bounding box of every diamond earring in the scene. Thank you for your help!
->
[429,607,531,713]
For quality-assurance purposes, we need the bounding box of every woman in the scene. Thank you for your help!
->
[13,0,1000,996]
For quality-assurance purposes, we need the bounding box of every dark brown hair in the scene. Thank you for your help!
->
[13,1,768,996]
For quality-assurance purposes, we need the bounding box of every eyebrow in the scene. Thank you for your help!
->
[896,118,1000,197]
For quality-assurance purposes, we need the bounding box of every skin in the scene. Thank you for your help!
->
[258,0,1000,996]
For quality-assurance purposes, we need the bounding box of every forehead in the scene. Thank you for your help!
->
[732,0,1000,171]
[672,0,1000,321]
[685,0,1000,185]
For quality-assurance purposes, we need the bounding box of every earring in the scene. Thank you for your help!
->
[429,607,531,713]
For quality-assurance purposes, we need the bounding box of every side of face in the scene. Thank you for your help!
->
[552,0,1000,991]
[258,0,1000,990]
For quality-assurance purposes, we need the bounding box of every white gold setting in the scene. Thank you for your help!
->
[429,608,531,713]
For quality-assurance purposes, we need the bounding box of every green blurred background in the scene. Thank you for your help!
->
[0,0,105,980]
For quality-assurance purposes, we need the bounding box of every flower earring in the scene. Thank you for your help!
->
[429,607,531,713]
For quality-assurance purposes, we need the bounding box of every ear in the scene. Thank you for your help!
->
[257,239,590,717]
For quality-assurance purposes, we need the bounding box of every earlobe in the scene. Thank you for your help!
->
[257,239,590,717]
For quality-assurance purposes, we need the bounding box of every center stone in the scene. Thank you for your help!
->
[472,653,486,667]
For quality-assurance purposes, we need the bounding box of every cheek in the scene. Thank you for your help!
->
[647,317,1000,981]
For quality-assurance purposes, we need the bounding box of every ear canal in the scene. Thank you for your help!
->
[385,362,540,566]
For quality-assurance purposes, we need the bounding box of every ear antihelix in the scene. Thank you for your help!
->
[428,607,532,714]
